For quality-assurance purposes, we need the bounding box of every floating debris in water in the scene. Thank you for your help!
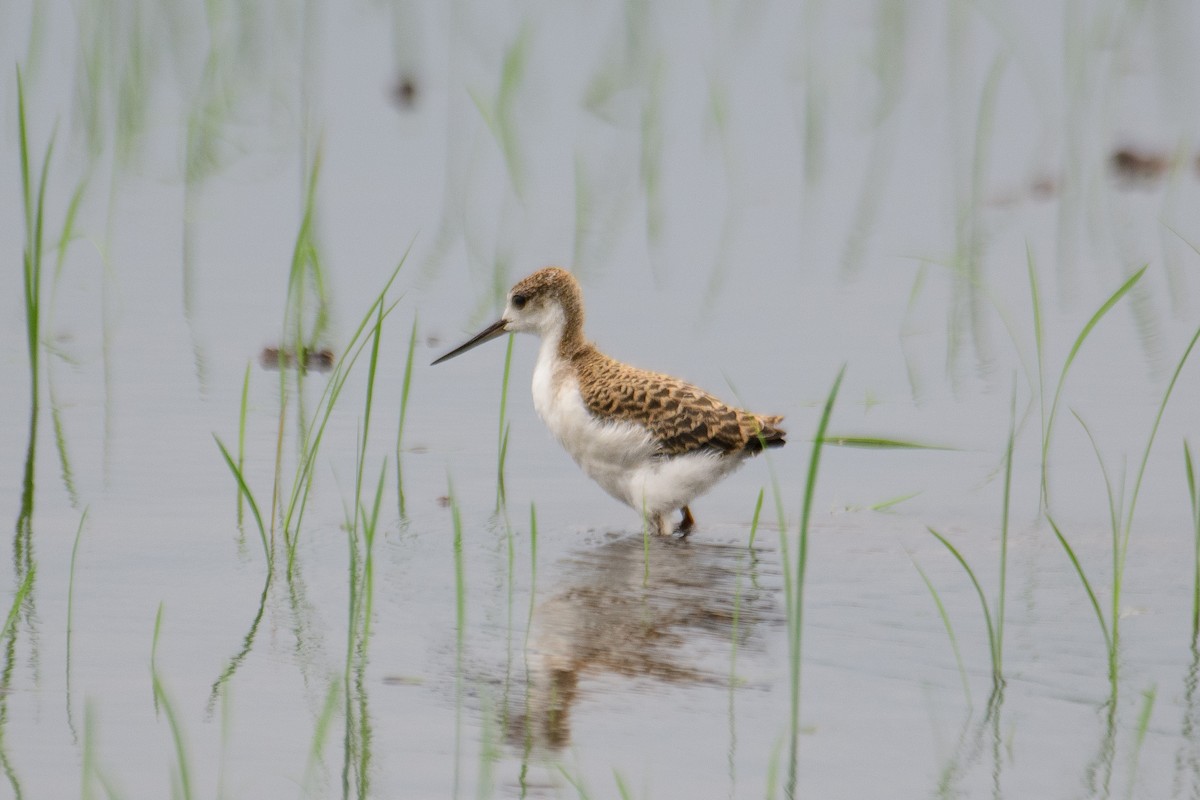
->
[1109,146,1170,186]
[259,346,335,372]
[1029,174,1057,199]
[382,675,424,686]
[392,74,419,109]
[987,173,1059,206]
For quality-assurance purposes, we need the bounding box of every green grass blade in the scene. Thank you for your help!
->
[869,490,922,511]
[747,488,765,550]
[300,679,342,797]
[49,375,78,506]
[556,764,592,800]
[284,143,330,359]
[1186,440,1200,640]
[526,502,538,638]
[366,460,387,547]
[352,302,385,538]
[496,27,530,198]
[17,66,32,246]
[285,301,395,540]
[1046,515,1111,655]
[213,435,269,567]
[16,65,55,414]
[1134,686,1156,747]
[765,735,784,800]
[613,769,633,800]
[283,246,409,562]
[1188,439,1198,519]
[396,316,418,518]
[496,333,515,511]
[1070,409,1121,543]
[927,526,999,681]
[66,508,89,739]
[53,171,89,287]
[467,88,499,141]
[1069,407,1124,670]
[1121,323,1200,563]
[154,687,192,800]
[786,364,845,800]
[271,371,289,546]
[360,460,387,646]
[1126,685,1157,799]
[823,435,956,450]
[909,554,972,705]
[206,571,271,713]
[770,455,791,621]
[497,424,511,512]
[466,28,529,199]
[721,374,787,539]
[1,570,35,643]
[150,607,193,800]
[1042,265,1147,504]
[1027,244,1047,505]
[996,380,1015,673]
[33,129,54,286]
[236,364,250,527]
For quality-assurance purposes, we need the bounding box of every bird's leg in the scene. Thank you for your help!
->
[653,513,673,537]
[678,506,696,534]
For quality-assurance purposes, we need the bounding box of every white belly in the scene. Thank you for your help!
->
[531,358,745,519]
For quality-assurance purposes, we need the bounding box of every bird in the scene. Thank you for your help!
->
[432,267,785,536]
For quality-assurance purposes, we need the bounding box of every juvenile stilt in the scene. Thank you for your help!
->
[433,267,786,535]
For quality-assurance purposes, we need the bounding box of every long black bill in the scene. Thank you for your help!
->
[431,318,509,365]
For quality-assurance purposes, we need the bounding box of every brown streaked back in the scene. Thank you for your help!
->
[572,345,786,457]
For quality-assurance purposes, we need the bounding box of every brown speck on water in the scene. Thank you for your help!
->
[987,173,1058,207]
[392,74,419,109]
[259,346,335,372]
[307,349,334,371]
[1110,147,1169,185]
[382,675,423,686]
[435,495,451,508]
[1030,175,1057,199]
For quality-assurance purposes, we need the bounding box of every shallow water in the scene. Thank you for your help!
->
[3,1,1200,798]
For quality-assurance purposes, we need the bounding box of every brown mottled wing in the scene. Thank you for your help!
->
[574,349,785,457]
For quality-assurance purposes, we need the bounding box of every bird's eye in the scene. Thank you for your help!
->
[512,293,527,310]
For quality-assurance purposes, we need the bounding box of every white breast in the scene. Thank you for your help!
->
[529,338,749,523]
[531,342,657,508]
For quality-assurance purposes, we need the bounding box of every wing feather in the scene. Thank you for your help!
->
[573,348,785,457]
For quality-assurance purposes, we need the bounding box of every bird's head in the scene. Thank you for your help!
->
[432,267,583,365]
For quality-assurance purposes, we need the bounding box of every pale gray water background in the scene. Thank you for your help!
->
[2,2,1200,798]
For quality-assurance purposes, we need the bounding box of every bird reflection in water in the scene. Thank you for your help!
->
[508,533,782,751]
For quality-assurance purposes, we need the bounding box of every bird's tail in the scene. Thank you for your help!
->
[743,414,786,452]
